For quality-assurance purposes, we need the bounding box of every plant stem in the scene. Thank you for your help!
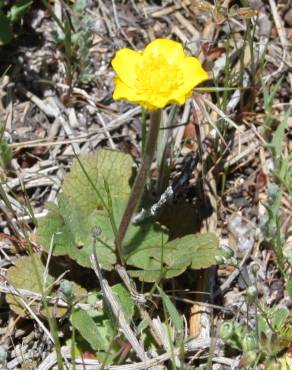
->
[141,108,147,156]
[116,109,161,248]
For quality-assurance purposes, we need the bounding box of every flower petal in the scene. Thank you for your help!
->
[150,96,169,109]
[169,57,208,105]
[143,39,185,64]
[180,56,209,91]
[113,77,139,101]
[111,48,142,86]
[168,95,187,105]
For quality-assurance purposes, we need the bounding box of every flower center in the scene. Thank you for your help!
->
[135,55,183,98]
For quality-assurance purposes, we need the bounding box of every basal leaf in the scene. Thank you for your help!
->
[170,233,219,269]
[62,149,134,215]
[126,232,219,282]
[6,254,86,318]
[70,303,118,355]
[157,286,183,336]
[127,266,187,282]
[71,309,105,351]
[287,280,292,300]
[37,194,116,270]
[112,284,135,324]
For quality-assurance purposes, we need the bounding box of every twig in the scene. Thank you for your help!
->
[267,0,292,89]
[200,96,243,132]
[9,107,141,150]
[0,284,100,311]
[39,337,212,370]
[96,111,116,149]
[5,284,54,343]
[91,230,148,362]
[115,264,164,347]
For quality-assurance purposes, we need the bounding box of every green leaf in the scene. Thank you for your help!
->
[6,254,86,318]
[269,106,291,162]
[0,136,12,167]
[63,149,134,215]
[112,284,135,324]
[37,194,116,270]
[49,194,171,276]
[125,223,179,282]
[71,298,119,356]
[127,266,187,282]
[126,232,219,282]
[0,14,13,45]
[166,233,220,269]
[71,309,105,351]
[9,0,32,23]
[157,286,183,336]
[36,147,219,282]
[271,308,289,331]
[257,315,268,334]
[287,280,292,300]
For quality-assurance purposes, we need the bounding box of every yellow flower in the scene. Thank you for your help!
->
[112,39,208,111]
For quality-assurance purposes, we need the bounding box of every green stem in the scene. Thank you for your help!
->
[141,108,147,156]
[116,109,161,247]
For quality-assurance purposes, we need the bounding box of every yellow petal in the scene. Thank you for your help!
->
[113,77,139,101]
[143,39,185,64]
[169,95,187,105]
[180,56,209,90]
[111,48,142,86]
[151,96,169,109]
[169,57,207,104]
[142,94,171,111]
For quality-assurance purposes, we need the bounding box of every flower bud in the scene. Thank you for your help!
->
[59,280,74,301]
[219,322,234,340]
[219,245,234,259]
[242,333,258,352]
[214,255,225,264]
[250,262,260,275]
[246,285,258,303]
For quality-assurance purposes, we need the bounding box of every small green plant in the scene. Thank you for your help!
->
[219,302,292,367]
[4,39,224,365]
[0,123,12,168]
[261,107,291,273]
[0,0,32,45]
[49,0,95,87]
[5,147,219,363]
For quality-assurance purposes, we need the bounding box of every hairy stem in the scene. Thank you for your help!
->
[116,110,161,249]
